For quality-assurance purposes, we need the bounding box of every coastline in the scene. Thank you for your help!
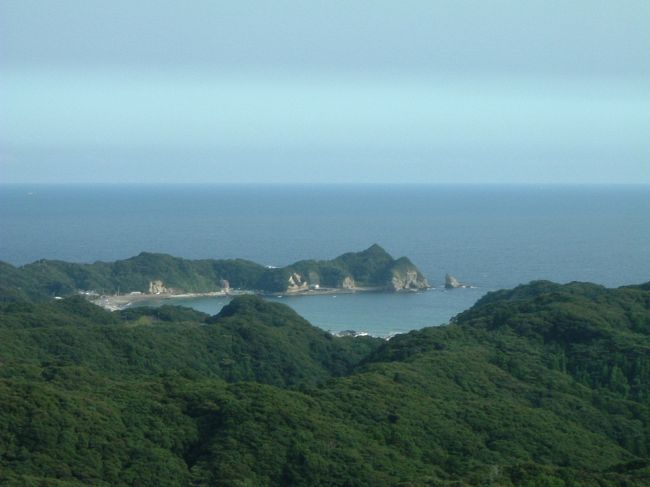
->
[92,286,390,311]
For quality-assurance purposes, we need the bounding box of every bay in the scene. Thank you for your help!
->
[2,184,649,335]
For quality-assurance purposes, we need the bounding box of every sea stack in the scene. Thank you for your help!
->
[445,274,464,289]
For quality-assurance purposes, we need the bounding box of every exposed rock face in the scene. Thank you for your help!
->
[148,280,167,294]
[341,276,356,289]
[389,270,429,292]
[287,273,309,293]
[445,274,466,289]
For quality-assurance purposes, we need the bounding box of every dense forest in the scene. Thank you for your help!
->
[0,244,428,300]
[1,280,650,485]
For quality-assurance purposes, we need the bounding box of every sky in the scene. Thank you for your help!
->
[1,0,649,184]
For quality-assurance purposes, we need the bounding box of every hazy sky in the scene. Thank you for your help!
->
[1,0,649,183]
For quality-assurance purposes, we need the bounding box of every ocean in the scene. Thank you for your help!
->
[2,184,649,336]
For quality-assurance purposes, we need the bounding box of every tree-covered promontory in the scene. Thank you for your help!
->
[1,279,650,485]
[0,244,429,301]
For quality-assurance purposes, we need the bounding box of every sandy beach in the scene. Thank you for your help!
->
[92,290,229,311]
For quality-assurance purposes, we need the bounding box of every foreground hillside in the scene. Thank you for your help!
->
[0,244,428,301]
[1,281,649,485]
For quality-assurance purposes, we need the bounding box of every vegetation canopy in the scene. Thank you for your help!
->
[1,280,649,485]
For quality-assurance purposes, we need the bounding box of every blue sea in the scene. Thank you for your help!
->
[1,184,649,336]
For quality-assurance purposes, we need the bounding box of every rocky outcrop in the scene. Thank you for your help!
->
[287,273,309,293]
[341,276,356,289]
[388,269,429,292]
[148,280,168,294]
[445,274,468,289]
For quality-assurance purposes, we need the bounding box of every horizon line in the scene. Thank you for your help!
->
[2,181,650,185]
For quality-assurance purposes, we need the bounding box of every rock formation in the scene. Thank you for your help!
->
[445,274,467,289]
[287,273,309,293]
[341,276,356,289]
[148,280,168,294]
[389,269,429,291]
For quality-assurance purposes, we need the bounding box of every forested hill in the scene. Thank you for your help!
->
[1,280,650,485]
[0,244,428,301]
[0,294,382,387]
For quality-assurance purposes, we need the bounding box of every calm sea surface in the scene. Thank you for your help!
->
[2,184,649,336]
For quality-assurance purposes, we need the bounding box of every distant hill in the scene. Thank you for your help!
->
[0,244,428,301]
[1,280,649,485]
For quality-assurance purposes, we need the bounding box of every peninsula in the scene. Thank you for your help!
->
[0,244,429,308]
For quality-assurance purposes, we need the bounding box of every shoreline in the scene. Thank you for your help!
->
[91,286,395,311]
[92,291,230,311]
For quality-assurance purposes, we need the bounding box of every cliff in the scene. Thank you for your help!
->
[290,244,429,292]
